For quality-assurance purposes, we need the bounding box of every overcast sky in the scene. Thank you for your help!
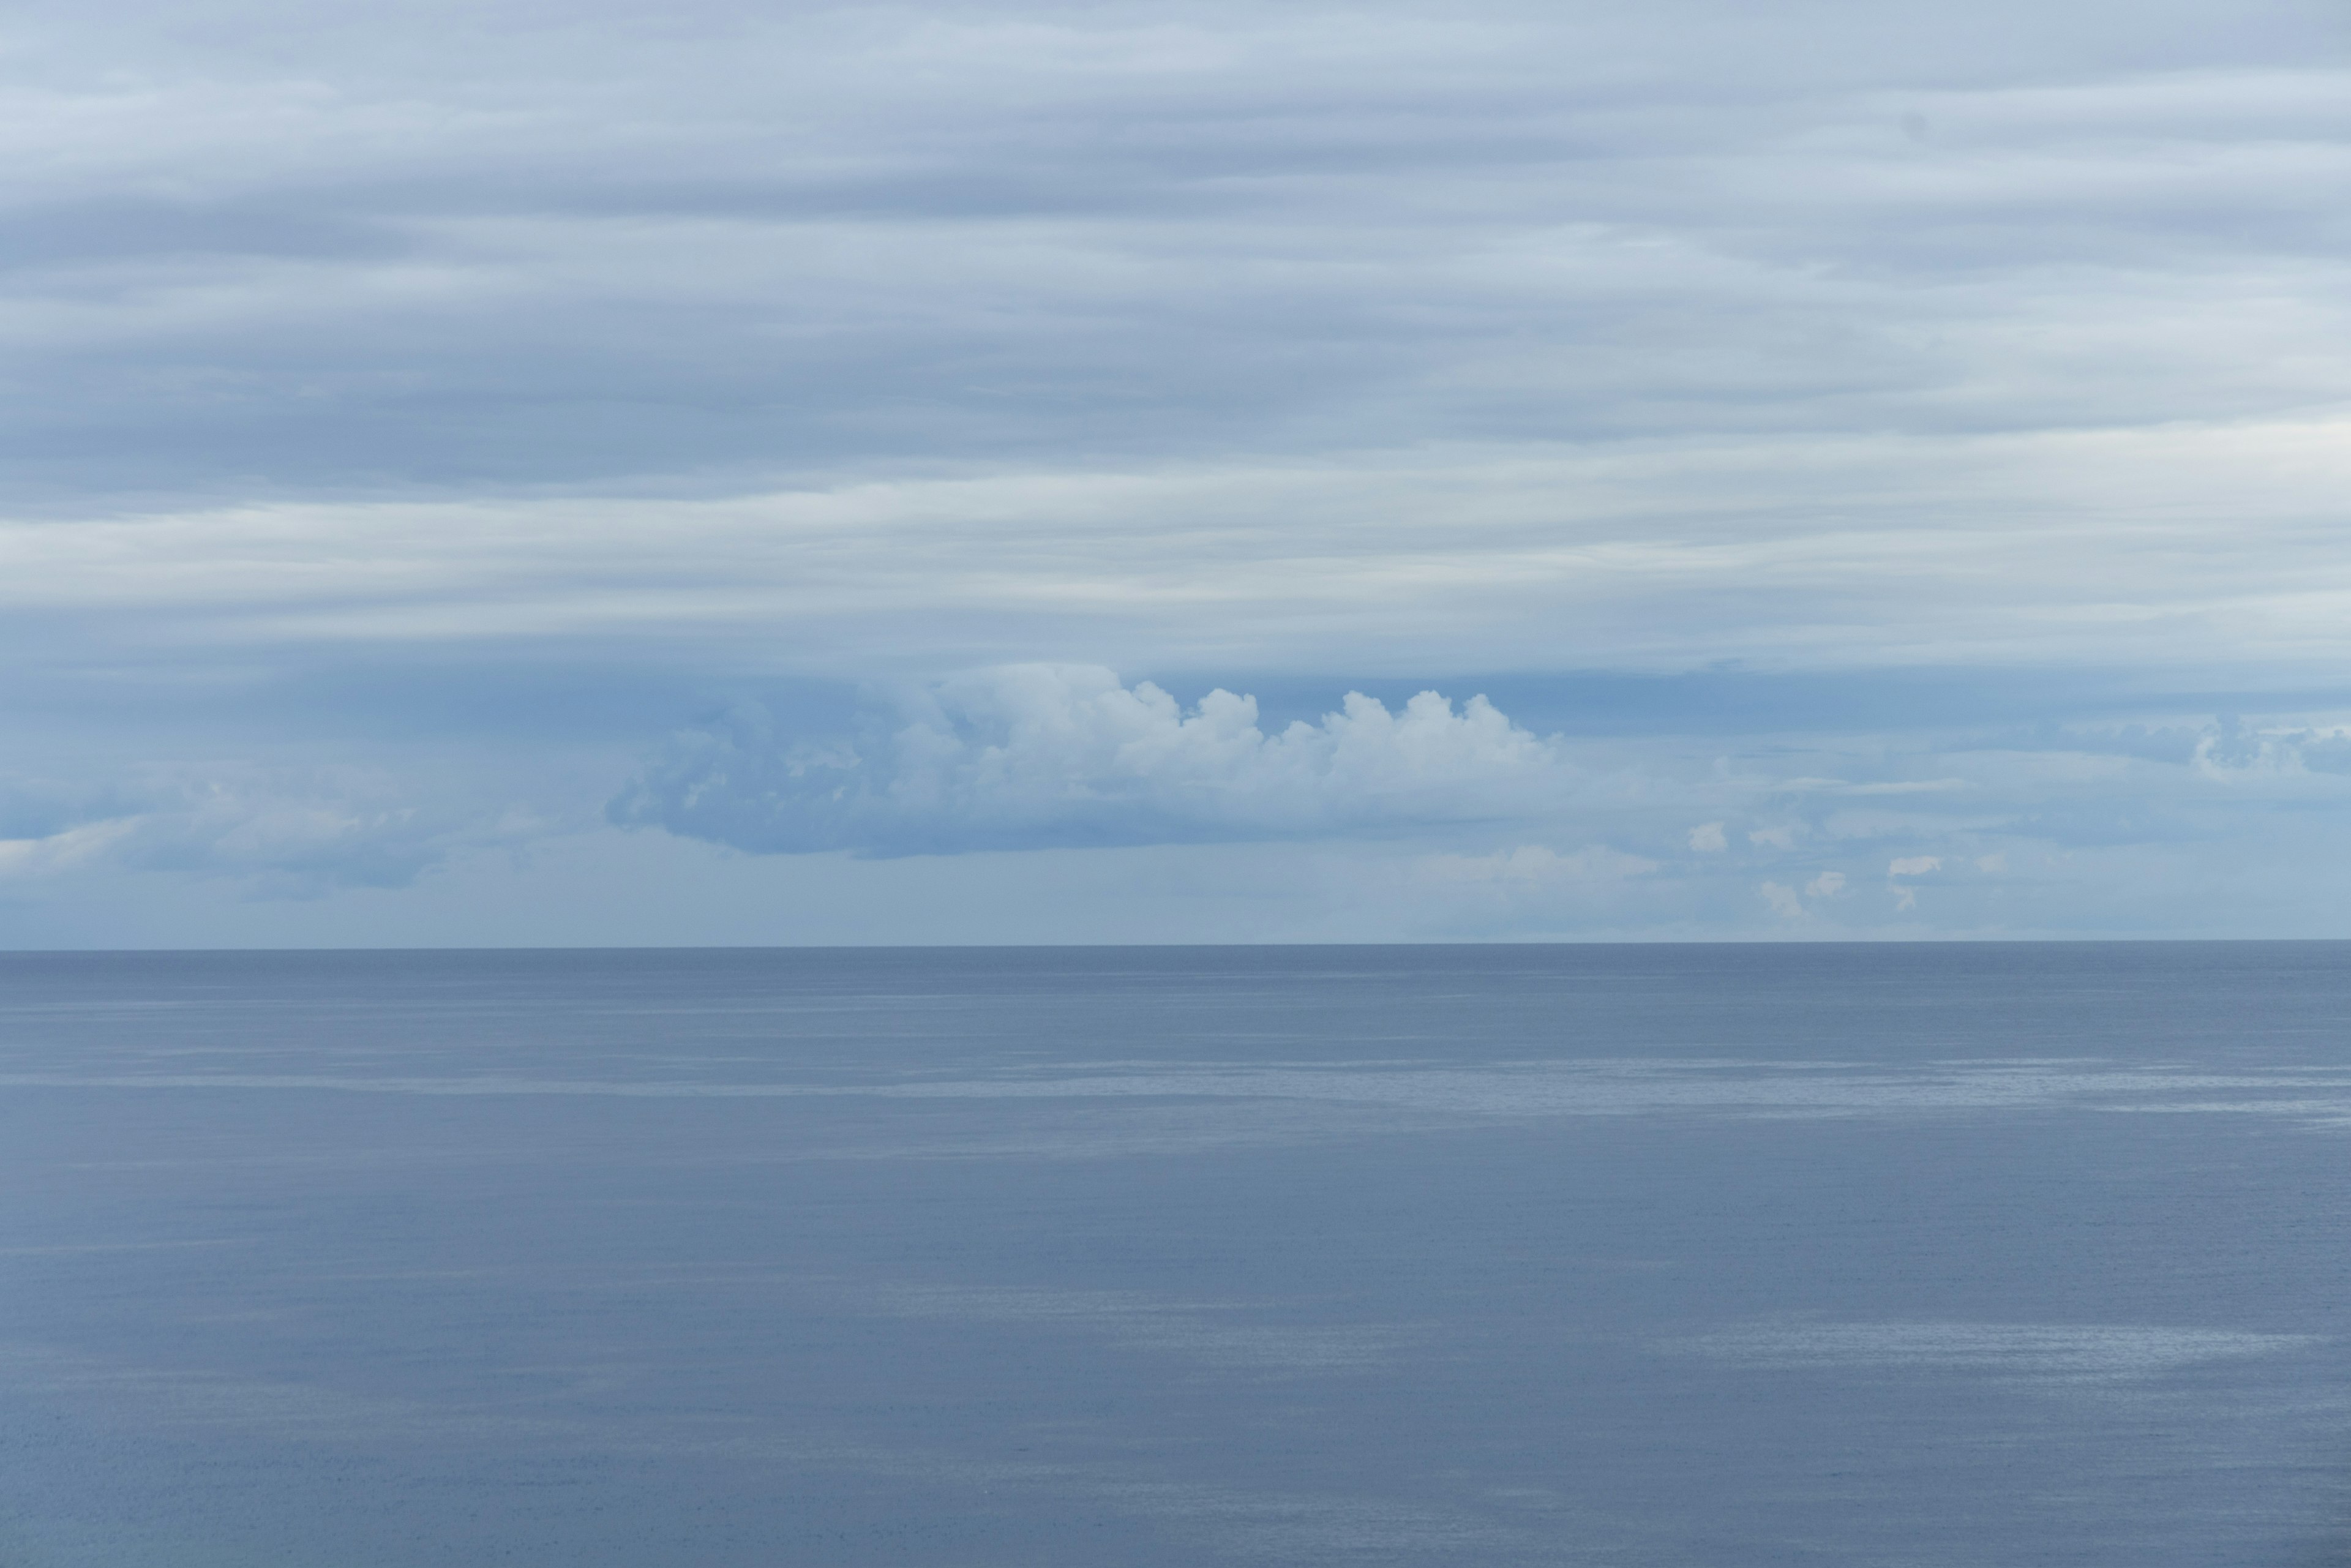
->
[4,0,2349,944]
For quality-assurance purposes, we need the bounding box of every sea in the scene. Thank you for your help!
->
[2,944,2349,1567]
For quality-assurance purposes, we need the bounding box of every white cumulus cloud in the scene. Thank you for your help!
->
[613,666,1578,857]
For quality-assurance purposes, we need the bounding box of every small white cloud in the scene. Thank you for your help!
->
[1886,855,1940,910]
[1975,852,2007,873]
[1805,871,1846,898]
[0,818,140,877]
[1747,824,1798,849]
[1687,821,1728,852]
[1760,881,1804,919]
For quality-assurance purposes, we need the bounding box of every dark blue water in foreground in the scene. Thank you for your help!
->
[4,945,2351,1567]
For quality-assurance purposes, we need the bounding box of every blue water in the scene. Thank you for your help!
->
[3,945,2350,1566]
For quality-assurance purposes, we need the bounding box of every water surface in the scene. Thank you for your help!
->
[3,944,2349,1566]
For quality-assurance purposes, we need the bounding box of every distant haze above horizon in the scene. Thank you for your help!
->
[4,0,2349,945]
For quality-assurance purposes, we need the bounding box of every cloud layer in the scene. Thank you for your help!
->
[2,0,2348,940]
[5,0,2344,505]
[4,0,2349,692]
[9,673,2351,940]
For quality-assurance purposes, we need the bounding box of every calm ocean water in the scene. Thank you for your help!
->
[3,944,2350,1566]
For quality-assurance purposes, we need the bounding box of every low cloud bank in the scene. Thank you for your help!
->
[611,666,1574,857]
[0,768,533,898]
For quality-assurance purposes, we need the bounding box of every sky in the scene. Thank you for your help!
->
[3,0,2349,945]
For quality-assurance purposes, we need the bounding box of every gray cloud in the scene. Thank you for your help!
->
[1,0,2344,506]
[5,0,2349,690]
